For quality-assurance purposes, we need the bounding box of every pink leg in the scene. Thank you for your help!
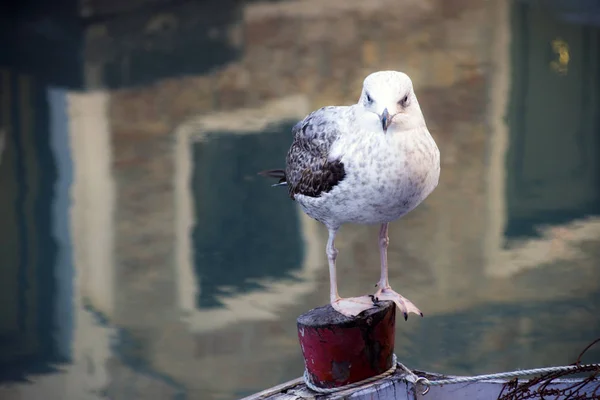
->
[377,223,390,289]
[373,223,423,320]
[326,228,340,303]
[327,228,377,317]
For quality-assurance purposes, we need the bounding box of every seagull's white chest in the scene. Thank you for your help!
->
[295,127,440,228]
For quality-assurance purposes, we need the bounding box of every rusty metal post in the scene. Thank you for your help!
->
[296,301,396,390]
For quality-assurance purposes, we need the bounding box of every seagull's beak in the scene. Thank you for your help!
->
[380,108,392,133]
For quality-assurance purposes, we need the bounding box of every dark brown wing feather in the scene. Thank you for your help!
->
[257,169,287,184]
[284,106,346,200]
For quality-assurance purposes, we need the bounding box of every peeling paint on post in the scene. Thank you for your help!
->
[296,301,396,390]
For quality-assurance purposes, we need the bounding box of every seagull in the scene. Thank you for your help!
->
[260,71,440,320]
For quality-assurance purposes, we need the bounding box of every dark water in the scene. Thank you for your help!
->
[1,0,600,399]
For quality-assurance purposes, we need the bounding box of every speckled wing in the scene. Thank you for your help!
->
[285,106,347,199]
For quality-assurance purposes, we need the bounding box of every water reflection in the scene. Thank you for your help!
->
[173,98,325,334]
[0,72,67,382]
[1,0,600,399]
[191,123,303,308]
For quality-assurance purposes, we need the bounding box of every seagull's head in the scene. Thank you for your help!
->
[358,71,425,133]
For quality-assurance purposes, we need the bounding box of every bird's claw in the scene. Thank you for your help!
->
[371,287,423,321]
[368,294,380,305]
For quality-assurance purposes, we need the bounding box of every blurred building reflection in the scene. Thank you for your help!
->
[174,95,326,333]
[0,0,599,399]
[0,68,68,381]
[0,74,115,398]
[484,0,600,278]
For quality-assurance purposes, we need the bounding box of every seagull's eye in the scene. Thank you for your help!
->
[399,95,409,106]
[366,93,373,103]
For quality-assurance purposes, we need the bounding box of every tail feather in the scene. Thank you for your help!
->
[270,182,287,187]
[258,169,287,186]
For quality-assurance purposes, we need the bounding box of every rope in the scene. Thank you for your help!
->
[303,354,398,394]
[396,362,600,395]
[304,354,600,396]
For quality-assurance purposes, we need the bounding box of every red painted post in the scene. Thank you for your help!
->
[297,301,396,390]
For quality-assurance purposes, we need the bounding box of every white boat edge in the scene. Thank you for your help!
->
[240,368,600,400]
